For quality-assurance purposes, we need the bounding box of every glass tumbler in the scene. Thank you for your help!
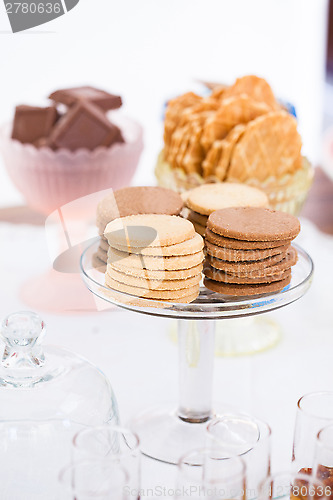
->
[259,471,332,500]
[207,414,271,499]
[59,460,130,499]
[292,392,333,473]
[0,419,84,500]
[312,424,333,494]
[73,425,140,498]
[176,448,246,500]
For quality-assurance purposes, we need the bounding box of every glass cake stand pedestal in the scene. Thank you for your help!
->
[81,241,313,465]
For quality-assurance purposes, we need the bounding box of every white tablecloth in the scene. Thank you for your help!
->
[0,217,332,495]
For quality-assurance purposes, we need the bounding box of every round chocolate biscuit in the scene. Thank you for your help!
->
[108,247,204,271]
[204,264,291,284]
[107,267,201,291]
[207,207,301,241]
[105,274,199,299]
[186,183,268,215]
[206,252,285,273]
[205,228,291,250]
[105,214,195,248]
[108,262,203,280]
[187,210,208,227]
[203,274,291,297]
[206,240,290,262]
[110,233,203,256]
[97,186,183,233]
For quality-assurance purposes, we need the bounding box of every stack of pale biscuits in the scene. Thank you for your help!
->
[203,207,300,296]
[104,214,204,304]
[183,183,269,236]
[94,186,183,271]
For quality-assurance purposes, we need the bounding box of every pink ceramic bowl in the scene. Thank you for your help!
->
[0,114,144,214]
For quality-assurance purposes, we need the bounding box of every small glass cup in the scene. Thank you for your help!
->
[73,426,140,497]
[207,414,271,500]
[312,424,333,490]
[0,419,84,500]
[259,471,332,500]
[176,447,246,500]
[59,460,129,499]
[292,392,333,473]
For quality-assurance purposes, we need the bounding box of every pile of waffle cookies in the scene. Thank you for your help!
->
[203,207,300,296]
[163,75,302,182]
[104,214,204,305]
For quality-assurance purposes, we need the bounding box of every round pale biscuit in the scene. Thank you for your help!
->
[105,274,199,299]
[203,274,291,297]
[96,186,183,233]
[204,264,291,284]
[109,233,203,256]
[108,262,203,280]
[107,267,201,290]
[105,214,195,248]
[108,247,204,271]
[186,183,268,216]
[103,287,199,307]
[207,207,300,241]
[187,210,208,227]
[206,252,285,273]
[205,228,291,250]
[206,241,290,262]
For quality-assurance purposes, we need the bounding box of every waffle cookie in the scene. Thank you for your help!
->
[203,207,300,297]
[104,214,204,304]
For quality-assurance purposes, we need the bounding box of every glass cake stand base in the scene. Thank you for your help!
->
[81,240,313,465]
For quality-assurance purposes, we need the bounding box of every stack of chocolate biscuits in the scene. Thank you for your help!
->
[104,214,204,304]
[203,207,300,296]
[94,186,184,271]
[183,183,269,236]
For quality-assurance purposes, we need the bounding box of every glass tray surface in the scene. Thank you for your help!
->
[80,240,313,320]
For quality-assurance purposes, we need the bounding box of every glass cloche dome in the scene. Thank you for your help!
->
[0,311,119,426]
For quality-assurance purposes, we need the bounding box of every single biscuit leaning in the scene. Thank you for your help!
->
[107,267,202,290]
[206,252,285,273]
[110,233,204,256]
[207,207,300,241]
[108,262,203,280]
[204,264,291,284]
[105,214,195,248]
[204,274,291,297]
[205,228,291,250]
[205,241,290,262]
[185,183,268,216]
[108,247,204,271]
[105,274,199,299]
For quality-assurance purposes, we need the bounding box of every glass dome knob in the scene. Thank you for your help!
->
[0,311,46,373]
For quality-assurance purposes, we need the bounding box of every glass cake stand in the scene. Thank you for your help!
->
[81,240,313,465]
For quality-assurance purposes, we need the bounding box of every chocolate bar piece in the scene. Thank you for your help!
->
[49,86,122,111]
[47,101,124,151]
[12,105,58,144]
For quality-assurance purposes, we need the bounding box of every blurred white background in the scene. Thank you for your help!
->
[0,0,329,206]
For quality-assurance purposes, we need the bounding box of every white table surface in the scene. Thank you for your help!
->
[0,217,332,496]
